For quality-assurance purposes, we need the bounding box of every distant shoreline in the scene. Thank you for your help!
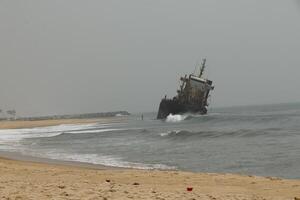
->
[0,116,128,129]
[0,111,130,121]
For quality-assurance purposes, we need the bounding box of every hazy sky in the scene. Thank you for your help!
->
[1,0,300,116]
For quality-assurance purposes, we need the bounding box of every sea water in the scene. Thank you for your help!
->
[0,103,299,179]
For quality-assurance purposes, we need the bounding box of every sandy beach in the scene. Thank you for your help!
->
[0,156,299,200]
[0,117,126,129]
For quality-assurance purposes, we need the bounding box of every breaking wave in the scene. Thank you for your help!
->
[165,113,217,122]
[159,128,288,138]
[0,124,94,143]
[166,114,188,122]
[45,128,129,140]
[0,123,119,146]
[160,130,191,137]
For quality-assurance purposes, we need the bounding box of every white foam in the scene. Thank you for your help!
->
[160,132,169,137]
[166,114,187,123]
[66,128,125,134]
[0,123,113,145]
[160,130,181,137]
[28,151,176,170]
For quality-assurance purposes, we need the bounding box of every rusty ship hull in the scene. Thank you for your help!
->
[157,98,207,119]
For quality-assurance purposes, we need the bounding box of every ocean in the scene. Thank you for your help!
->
[0,103,300,179]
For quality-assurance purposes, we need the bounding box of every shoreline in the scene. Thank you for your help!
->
[0,154,300,200]
[1,149,299,180]
[0,151,122,171]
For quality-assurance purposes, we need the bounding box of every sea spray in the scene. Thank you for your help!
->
[166,114,187,122]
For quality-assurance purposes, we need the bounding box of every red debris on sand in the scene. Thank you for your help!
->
[187,187,193,192]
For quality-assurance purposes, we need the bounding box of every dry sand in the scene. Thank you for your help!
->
[0,157,299,200]
[0,117,126,129]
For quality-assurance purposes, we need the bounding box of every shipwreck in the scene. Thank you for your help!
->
[157,59,214,119]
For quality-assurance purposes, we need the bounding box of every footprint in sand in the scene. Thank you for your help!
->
[109,189,116,193]
[58,185,66,189]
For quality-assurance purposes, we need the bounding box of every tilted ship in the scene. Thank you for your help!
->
[157,59,214,119]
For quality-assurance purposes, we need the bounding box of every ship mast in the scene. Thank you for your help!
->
[199,58,206,78]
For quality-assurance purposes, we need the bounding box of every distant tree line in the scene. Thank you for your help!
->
[0,109,130,121]
[0,110,130,121]
[0,109,17,120]
[19,111,130,121]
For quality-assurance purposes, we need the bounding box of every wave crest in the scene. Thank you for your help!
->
[160,130,192,137]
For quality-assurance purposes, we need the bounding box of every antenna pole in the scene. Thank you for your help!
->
[199,58,206,77]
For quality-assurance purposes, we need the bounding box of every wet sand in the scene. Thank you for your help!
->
[0,155,299,200]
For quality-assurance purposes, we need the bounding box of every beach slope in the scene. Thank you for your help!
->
[0,157,299,200]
